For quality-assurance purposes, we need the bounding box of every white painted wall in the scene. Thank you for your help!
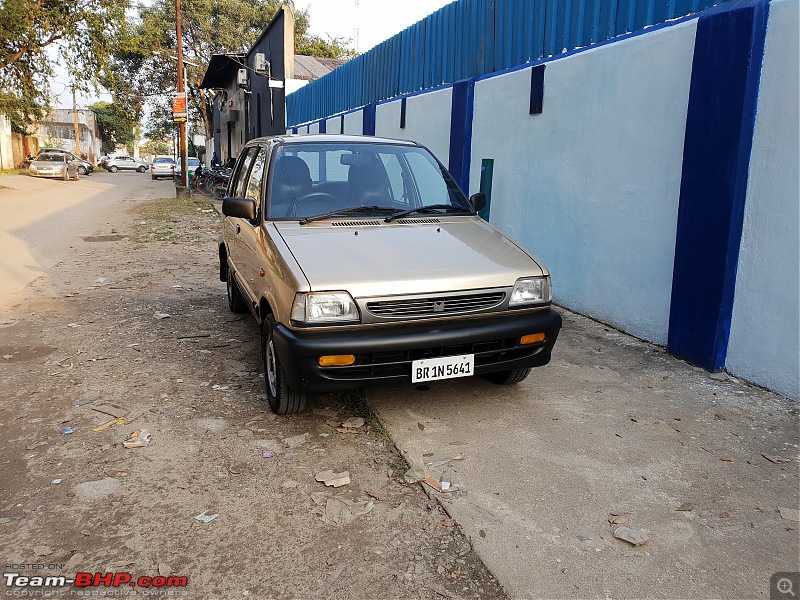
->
[0,114,13,169]
[375,87,454,165]
[308,122,320,134]
[343,110,363,135]
[727,0,800,400]
[469,21,697,345]
[325,116,340,133]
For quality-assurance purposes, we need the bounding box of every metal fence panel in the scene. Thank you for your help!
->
[287,0,731,125]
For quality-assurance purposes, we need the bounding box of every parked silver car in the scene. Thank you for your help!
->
[150,157,176,180]
[220,134,561,414]
[106,156,148,173]
[36,149,94,175]
[28,153,79,181]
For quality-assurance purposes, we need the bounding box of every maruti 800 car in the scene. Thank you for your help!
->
[220,134,561,414]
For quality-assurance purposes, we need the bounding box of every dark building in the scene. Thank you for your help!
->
[200,7,347,164]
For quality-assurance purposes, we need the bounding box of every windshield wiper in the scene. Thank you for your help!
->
[384,204,473,222]
[299,205,402,225]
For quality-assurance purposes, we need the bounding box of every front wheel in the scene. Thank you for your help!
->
[262,316,307,415]
[483,368,532,385]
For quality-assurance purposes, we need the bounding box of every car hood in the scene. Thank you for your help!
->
[273,217,546,298]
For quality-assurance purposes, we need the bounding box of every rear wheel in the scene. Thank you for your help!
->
[262,315,307,415]
[226,265,247,313]
[108,165,118,173]
[483,368,532,385]
[136,166,146,173]
[77,165,87,175]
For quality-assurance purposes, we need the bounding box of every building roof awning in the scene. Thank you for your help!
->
[199,53,246,89]
[293,55,348,81]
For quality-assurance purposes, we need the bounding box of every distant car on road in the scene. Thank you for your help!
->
[28,153,80,181]
[106,156,148,173]
[150,157,176,180]
[174,157,201,183]
[36,149,94,176]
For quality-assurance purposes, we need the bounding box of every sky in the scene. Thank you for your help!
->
[294,0,453,53]
[57,0,453,109]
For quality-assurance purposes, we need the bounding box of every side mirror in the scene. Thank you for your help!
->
[469,192,487,212]
[222,197,256,220]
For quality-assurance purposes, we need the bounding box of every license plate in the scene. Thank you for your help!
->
[411,354,474,383]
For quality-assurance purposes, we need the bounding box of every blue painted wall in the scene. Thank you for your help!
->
[667,0,769,370]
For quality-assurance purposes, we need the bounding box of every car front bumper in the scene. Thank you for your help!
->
[272,308,562,394]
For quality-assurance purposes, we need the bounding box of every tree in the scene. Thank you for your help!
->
[0,0,129,131]
[90,101,136,154]
[110,0,354,141]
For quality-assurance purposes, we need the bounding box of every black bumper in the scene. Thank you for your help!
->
[272,309,562,394]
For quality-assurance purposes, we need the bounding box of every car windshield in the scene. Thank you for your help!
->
[266,142,469,220]
[37,154,64,162]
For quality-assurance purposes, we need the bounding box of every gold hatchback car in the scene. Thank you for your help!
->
[220,135,561,414]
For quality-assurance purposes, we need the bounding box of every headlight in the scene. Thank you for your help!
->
[291,292,360,324]
[509,276,551,307]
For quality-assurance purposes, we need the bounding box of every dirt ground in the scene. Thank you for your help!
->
[0,191,506,599]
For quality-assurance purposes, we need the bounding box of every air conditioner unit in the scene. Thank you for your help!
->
[254,53,270,77]
[237,69,248,88]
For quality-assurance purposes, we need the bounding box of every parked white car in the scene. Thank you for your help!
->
[106,156,148,173]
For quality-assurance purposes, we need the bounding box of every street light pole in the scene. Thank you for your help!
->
[176,0,188,190]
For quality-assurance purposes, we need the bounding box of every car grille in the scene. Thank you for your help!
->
[366,291,506,318]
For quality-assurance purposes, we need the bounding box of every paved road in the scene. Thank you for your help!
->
[369,310,799,598]
[0,171,175,307]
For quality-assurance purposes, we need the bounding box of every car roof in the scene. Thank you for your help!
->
[247,134,419,147]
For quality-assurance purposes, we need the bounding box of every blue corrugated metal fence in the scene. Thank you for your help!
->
[288,0,729,126]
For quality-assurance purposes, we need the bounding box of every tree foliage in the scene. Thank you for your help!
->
[0,0,128,131]
[89,101,136,154]
[111,0,355,140]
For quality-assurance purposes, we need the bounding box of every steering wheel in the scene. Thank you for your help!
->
[296,192,339,218]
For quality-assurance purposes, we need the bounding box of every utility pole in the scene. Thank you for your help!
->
[176,0,189,194]
[72,87,81,157]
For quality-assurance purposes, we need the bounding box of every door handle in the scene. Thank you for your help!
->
[235,224,241,234]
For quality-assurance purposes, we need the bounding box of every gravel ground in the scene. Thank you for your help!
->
[0,192,506,599]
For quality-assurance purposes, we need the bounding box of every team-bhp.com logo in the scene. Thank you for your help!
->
[4,571,188,591]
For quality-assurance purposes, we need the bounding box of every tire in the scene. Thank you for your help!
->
[108,165,118,173]
[483,368,532,385]
[77,165,87,175]
[137,166,146,173]
[262,315,307,415]
[226,265,247,313]
[151,175,156,180]
[212,182,227,200]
